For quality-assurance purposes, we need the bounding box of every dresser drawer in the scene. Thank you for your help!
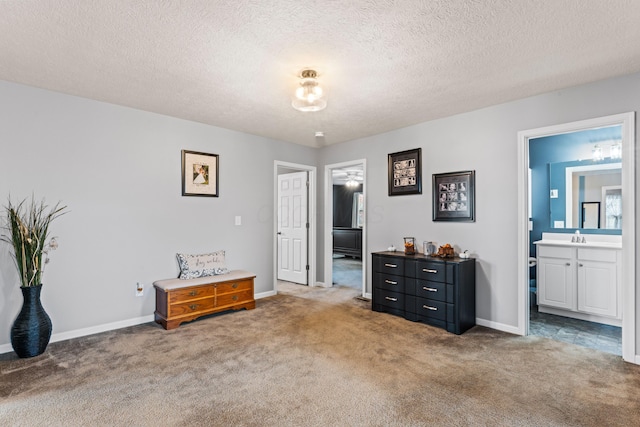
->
[217,279,253,294]
[374,256,405,276]
[415,280,445,302]
[415,260,446,282]
[217,289,254,307]
[170,298,215,317]
[169,285,216,303]
[415,297,447,321]
[374,273,405,292]
[374,289,405,311]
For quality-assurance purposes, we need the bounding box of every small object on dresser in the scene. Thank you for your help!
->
[424,241,437,256]
[387,245,396,252]
[436,243,455,258]
[459,250,470,259]
[404,237,416,255]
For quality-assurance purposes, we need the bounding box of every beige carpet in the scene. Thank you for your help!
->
[1,282,639,426]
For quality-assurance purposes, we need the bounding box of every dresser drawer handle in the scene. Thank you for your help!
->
[385,280,398,285]
[232,295,238,301]
[189,304,197,310]
[423,268,438,274]
[189,290,197,296]
[384,263,397,268]
[232,283,238,288]
[385,296,398,302]
[423,305,438,311]
[423,287,437,292]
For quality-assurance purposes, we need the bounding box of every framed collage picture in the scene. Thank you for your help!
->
[181,150,219,197]
[388,148,422,196]
[433,170,475,221]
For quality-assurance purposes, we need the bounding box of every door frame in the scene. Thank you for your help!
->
[324,159,368,298]
[274,161,317,291]
[517,112,636,363]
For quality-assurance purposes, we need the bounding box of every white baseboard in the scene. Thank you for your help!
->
[255,290,276,299]
[475,317,521,335]
[0,314,155,355]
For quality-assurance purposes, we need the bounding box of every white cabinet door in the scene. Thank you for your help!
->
[577,260,617,317]
[538,257,575,310]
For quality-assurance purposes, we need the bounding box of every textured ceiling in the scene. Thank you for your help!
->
[1,1,640,148]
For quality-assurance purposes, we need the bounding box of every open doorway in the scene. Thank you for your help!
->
[274,161,317,292]
[324,159,367,297]
[517,112,636,363]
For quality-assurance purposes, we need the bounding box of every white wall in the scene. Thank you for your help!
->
[319,72,640,343]
[0,81,317,348]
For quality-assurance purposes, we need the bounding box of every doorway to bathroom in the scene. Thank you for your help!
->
[517,112,636,363]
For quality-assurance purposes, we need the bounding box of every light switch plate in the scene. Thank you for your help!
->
[235,215,241,226]
[550,189,558,198]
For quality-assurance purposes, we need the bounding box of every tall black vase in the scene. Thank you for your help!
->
[11,285,52,358]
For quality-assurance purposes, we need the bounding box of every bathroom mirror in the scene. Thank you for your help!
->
[549,160,621,229]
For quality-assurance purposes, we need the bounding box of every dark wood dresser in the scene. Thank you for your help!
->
[372,251,476,334]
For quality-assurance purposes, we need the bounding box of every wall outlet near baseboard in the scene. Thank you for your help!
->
[136,282,144,297]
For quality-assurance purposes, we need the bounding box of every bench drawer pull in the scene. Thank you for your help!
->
[385,280,397,285]
[423,305,438,311]
[189,290,197,296]
[232,295,238,301]
[384,263,397,268]
[385,296,398,302]
[423,287,437,292]
[423,268,438,274]
[189,304,197,310]
[232,283,238,288]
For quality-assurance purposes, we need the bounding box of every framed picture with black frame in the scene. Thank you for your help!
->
[181,150,219,197]
[388,148,422,196]
[433,170,475,222]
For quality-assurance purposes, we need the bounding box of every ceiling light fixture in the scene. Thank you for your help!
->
[292,69,327,112]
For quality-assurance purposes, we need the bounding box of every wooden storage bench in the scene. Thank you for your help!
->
[153,270,256,330]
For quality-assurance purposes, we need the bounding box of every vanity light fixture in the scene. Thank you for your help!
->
[292,69,327,112]
[592,144,603,161]
[610,140,622,159]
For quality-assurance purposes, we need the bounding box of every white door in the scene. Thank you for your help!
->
[538,257,575,310]
[577,260,617,317]
[278,171,308,284]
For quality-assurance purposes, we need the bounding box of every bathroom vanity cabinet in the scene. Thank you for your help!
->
[535,234,621,326]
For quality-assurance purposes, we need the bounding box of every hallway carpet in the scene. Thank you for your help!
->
[1,283,639,426]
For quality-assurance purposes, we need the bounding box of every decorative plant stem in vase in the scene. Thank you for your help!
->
[2,196,66,358]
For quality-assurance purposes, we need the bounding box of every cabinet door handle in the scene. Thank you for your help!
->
[565,263,571,266]
[423,268,438,273]
[385,280,398,285]
[423,305,438,311]
[578,263,584,267]
[384,263,397,268]
[385,296,398,302]
[423,287,437,292]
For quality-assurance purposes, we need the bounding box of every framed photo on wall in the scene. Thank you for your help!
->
[433,170,475,221]
[388,148,422,196]
[181,150,219,197]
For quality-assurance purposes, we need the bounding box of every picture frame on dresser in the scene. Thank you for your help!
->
[388,148,422,196]
[433,170,475,222]
[181,149,219,197]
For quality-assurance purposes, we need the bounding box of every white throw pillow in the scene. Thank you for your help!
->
[176,251,229,279]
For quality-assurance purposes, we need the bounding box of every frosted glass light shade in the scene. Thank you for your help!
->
[292,69,327,112]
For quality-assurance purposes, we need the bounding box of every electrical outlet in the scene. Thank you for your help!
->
[136,282,144,297]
